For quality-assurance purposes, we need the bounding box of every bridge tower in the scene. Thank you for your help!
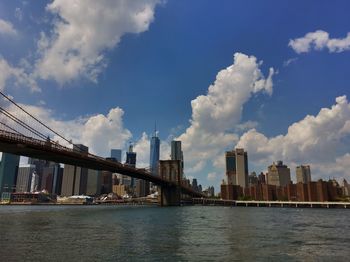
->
[158,160,182,206]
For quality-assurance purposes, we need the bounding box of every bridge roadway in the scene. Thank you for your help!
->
[0,130,204,198]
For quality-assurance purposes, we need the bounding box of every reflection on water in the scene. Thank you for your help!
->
[0,205,349,261]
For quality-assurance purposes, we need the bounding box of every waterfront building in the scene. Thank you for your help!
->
[135,179,149,197]
[41,164,63,194]
[221,184,243,200]
[101,170,113,194]
[296,182,309,201]
[343,179,350,196]
[16,164,36,192]
[267,161,291,187]
[30,170,39,192]
[296,165,311,184]
[111,149,122,162]
[0,153,20,195]
[150,129,160,176]
[86,169,101,196]
[113,184,127,197]
[225,148,248,188]
[61,144,89,196]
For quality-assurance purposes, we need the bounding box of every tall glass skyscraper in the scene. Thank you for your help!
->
[149,131,160,176]
[0,153,20,195]
[126,144,137,187]
[111,149,122,162]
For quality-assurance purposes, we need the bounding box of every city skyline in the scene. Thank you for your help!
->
[0,1,350,191]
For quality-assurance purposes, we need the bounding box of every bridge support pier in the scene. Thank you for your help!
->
[159,186,181,206]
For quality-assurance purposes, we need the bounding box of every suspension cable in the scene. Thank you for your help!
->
[0,107,48,140]
[0,90,73,145]
[0,121,22,135]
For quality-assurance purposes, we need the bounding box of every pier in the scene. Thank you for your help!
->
[192,198,350,208]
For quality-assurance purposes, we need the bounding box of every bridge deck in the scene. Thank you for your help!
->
[0,130,204,198]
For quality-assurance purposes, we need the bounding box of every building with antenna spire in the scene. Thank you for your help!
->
[150,123,160,176]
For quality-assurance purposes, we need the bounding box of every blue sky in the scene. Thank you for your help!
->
[1,0,350,190]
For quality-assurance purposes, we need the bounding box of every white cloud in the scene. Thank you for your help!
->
[15,8,23,21]
[207,172,219,181]
[177,52,275,182]
[0,19,17,36]
[283,57,298,67]
[237,95,350,180]
[289,30,350,53]
[0,58,39,92]
[34,0,161,84]
[1,102,132,157]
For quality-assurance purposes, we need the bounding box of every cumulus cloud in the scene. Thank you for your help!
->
[237,96,350,180]
[177,52,275,181]
[0,101,132,157]
[0,19,17,36]
[34,0,161,84]
[0,58,39,92]
[289,30,350,53]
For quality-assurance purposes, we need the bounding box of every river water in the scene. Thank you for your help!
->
[0,205,349,261]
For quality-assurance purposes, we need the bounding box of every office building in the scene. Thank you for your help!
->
[225,148,248,188]
[86,169,101,196]
[61,144,89,196]
[28,158,50,189]
[0,153,20,195]
[135,179,149,197]
[296,165,311,184]
[267,161,291,187]
[111,149,122,162]
[150,130,160,176]
[192,178,198,191]
[41,164,63,194]
[16,164,36,192]
[248,172,258,186]
[126,144,137,188]
[171,141,183,161]
[101,170,113,194]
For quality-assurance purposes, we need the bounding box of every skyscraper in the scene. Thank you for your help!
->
[171,140,183,161]
[111,149,122,162]
[149,129,160,176]
[126,144,136,167]
[41,164,63,194]
[171,140,184,177]
[296,165,311,184]
[16,164,36,192]
[0,153,20,195]
[61,144,89,196]
[126,144,137,188]
[225,148,248,188]
[267,161,291,187]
